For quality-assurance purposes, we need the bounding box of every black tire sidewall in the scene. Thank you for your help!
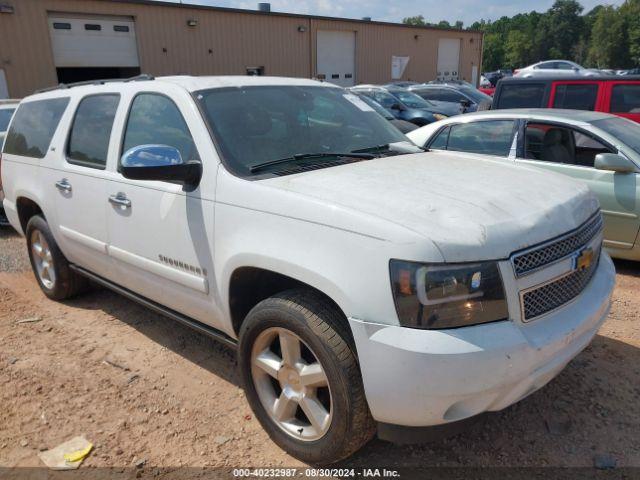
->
[25,215,70,300]
[239,300,359,464]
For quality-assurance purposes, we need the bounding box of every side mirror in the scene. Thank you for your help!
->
[121,145,202,186]
[594,153,636,173]
[460,99,472,108]
[390,102,405,111]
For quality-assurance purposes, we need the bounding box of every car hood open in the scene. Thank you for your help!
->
[261,151,599,262]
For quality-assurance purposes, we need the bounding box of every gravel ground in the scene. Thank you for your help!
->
[0,225,639,475]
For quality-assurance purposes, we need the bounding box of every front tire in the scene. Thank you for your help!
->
[26,215,87,300]
[239,289,375,464]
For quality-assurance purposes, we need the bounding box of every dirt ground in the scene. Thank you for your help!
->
[1,225,639,473]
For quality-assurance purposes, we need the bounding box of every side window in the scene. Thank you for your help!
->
[553,84,598,110]
[3,98,69,158]
[428,126,450,150]
[611,84,640,113]
[498,84,546,109]
[446,120,515,156]
[67,94,120,169]
[439,90,466,103]
[556,62,575,70]
[122,93,199,164]
[524,123,613,167]
[0,108,15,131]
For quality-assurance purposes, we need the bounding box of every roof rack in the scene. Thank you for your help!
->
[36,73,155,94]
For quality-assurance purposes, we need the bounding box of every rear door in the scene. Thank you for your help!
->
[52,93,120,276]
[602,81,640,124]
[517,121,640,249]
[425,119,518,159]
[548,81,604,111]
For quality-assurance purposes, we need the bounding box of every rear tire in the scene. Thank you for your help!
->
[239,289,375,464]
[26,215,88,300]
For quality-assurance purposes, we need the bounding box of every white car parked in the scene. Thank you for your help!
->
[515,60,600,78]
[1,75,615,463]
[0,99,19,226]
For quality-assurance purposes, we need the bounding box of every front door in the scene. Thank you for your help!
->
[517,122,640,249]
[106,91,219,327]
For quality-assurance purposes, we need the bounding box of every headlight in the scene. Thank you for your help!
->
[432,113,448,121]
[390,260,508,329]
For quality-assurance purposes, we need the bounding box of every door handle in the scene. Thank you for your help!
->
[55,179,72,192]
[108,193,131,208]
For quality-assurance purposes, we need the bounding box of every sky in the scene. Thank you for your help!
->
[152,0,626,26]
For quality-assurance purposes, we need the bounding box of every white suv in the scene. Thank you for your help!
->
[1,75,615,464]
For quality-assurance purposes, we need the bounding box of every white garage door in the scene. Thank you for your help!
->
[48,15,139,68]
[437,38,461,81]
[317,30,356,87]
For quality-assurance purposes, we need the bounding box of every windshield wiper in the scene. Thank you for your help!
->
[249,152,375,173]
[352,143,425,155]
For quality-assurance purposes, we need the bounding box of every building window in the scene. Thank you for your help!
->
[114,25,130,32]
[84,24,101,31]
[53,22,71,30]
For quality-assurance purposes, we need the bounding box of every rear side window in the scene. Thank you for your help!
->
[3,98,69,158]
[611,84,640,113]
[122,93,199,163]
[67,94,120,169]
[553,84,598,110]
[497,84,546,109]
[428,126,450,150]
[441,120,515,157]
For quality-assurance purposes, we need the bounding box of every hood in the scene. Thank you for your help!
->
[261,151,599,262]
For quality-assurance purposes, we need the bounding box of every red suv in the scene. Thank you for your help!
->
[492,76,640,123]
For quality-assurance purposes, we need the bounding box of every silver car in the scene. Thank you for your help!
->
[515,60,600,78]
[407,109,640,261]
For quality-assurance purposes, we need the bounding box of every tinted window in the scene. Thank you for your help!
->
[0,108,15,131]
[428,126,450,150]
[497,84,546,108]
[611,84,640,113]
[197,86,410,176]
[556,62,575,70]
[446,120,515,156]
[553,84,598,110]
[122,94,199,163]
[67,94,120,169]
[390,90,432,109]
[524,123,612,167]
[3,98,69,158]
[536,62,556,70]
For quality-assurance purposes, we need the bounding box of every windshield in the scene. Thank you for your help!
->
[389,90,433,109]
[591,117,640,155]
[0,108,15,132]
[197,86,408,176]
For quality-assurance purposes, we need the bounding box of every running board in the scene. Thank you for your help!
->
[70,265,238,349]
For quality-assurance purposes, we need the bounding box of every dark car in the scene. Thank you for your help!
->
[352,93,418,134]
[408,83,493,112]
[350,85,456,126]
[492,76,640,124]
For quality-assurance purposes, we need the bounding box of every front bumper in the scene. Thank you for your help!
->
[349,253,615,427]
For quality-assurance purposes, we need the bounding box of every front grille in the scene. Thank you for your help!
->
[521,246,600,321]
[512,213,603,277]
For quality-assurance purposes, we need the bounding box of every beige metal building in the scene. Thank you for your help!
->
[0,0,483,99]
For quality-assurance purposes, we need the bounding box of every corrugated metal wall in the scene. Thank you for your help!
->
[0,0,482,98]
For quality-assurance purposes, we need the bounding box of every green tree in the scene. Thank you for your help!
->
[620,0,640,65]
[546,0,584,59]
[504,30,533,68]
[587,5,628,68]
[402,15,427,26]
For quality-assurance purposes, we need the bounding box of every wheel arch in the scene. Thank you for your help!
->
[16,196,45,234]
[227,265,352,341]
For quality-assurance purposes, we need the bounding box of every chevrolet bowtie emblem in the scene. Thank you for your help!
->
[574,248,594,271]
